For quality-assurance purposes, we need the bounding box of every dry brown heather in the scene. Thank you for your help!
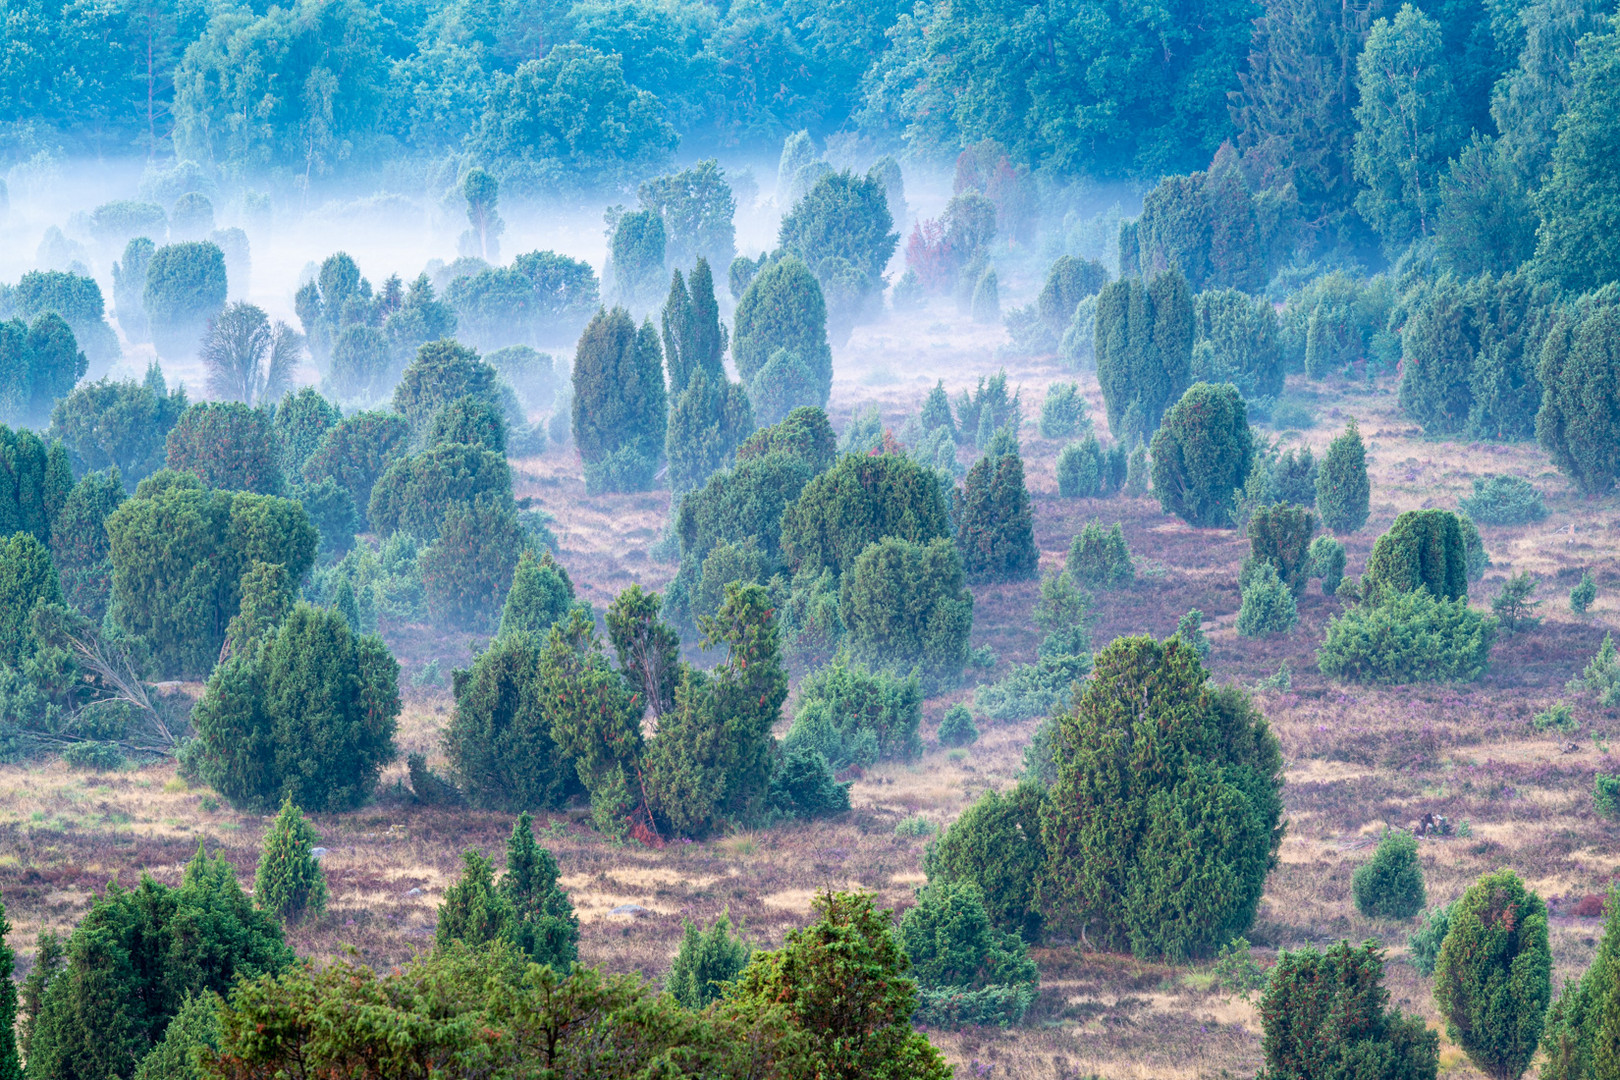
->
[4,302,1619,1080]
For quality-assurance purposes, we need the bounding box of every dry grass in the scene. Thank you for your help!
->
[6,301,1620,1079]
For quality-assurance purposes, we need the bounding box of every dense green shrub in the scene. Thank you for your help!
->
[732,257,832,404]
[899,879,1038,1028]
[778,170,897,340]
[1038,383,1089,439]
[667,369,754,497]
[189,603,399,811]
[971,630,1093,722]
[1572,572,1598,614]
[668,910,753,1010]
[674,454,817,584]
[253,798,328,923]
[1036,256,1108,341]
[954,371,1021,450]
[367,442,513,542]
[1459,475,1547,525]
[728,890,951,1080]
[1408,902,1454,977]
[839,537,973,691]
[425,394,506,453]
[391,339,500,442]
[1538,888,1620,1080]
[50,469,124,621]
[499,550,576,640]
[1308,535,1347,596]
[570,307,666,493]
[785,656,923,767]
[436,814,578,968]
[1537,288,1620,493]
[1257,940,1438,1080]
[1095,269,1194,442]
[1192,288,1284,399]
[419,496,527,632]
[1318,589,1497,683]
[735,406,836,472]
[937,703,978,747]
[1038,635,1284,960]
[1268,446,1319,506]
[1352,830,1426,919]
[1150,381,1254,527]
[0,312,88,428]
[780,452,951,577]
[1238,562,1299,637]
[143,241,227,359]
[1491,572,1542,633]
[0,532,60,670]
[1248,502,1318,594]
[1363,509,1470,603]
[768,743,851,819]
[1056,436,1124,498]
[107,481,316,677]
[609,208,667,309]
[130,989,220,1080]
[1577,633,1620,706]
[22,845,292,1080]
[927,780,1046,941]
[13,268,120,374]
[165,401,283,494]
[954,447,1037,583]
[1316,420,1371,533]
[1067,521,1134,588]
[272,388,341,481]
[300,410,411,531]
[643,583,786,836]
[1175,608,1211,659]
[1434,869,1551,1080]
[50,371,186,487]
[1596,773,1620,819]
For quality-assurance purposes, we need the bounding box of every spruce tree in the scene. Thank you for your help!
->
[571,307,667,493]
[1316,419,1370,533]
[953,445,1038,582]
[1434,869,1551,1080]
[1149,382,1255,527]
[1037,635,1285,960]
[253,798,328,923]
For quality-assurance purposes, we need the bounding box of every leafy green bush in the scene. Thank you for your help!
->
[1248,502,1318,594]
[1192,288,1283,400]
[1149,382,1254,526]
[899,879,1038,1028]
[1308,535,1346,595]
[499,550,576,639]
[569,308,667,493]
[60,741,123,771]
[732,257,832,406]
[895,815,935,837]
[927,780,1046,941]
[1095,270,1193,441]
[367,442,513,542]
[1067,521,1133,588]
[938,704,978,747]
[1352,830,1426,919]
[253,798,328,923]
[1572,571,1598,614]
[1532,702,1577,734]
[1057,436,1110,497]
[1316,420,1371,533]
[1175,608,1210,658]
[1257,940,1437,1080]
[419,496,527,632]
[1212,937,1269,1001]
[1237,562,1298,637]
[190,603,399,811]
[608,208,666,309]
[954,371,1021,448]
[1268,445,1319,506]
[1318,589,1497,683]
[1433,869,1551,1080]
[51,371,186,488]
[1595,773,1620,820]
[300,410,411,531]
[1538,887,1620,1080]
[972,629,1092,722]
[1363,509,1471,603]
[1039,382,1090,439]
[1039,635,1284,960]
[1459,475,1547,525]
[445,630,577,811]
[668,910,753,1010]
[143,241,227,359]
[839,538,973,692]
[953,446,1038,583]
[23,845,293,1080]
[735,406,836,472]
[786,656,923,766]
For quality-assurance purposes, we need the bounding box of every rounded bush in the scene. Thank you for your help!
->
[937,703,978,747]
[1351,829,1426,919]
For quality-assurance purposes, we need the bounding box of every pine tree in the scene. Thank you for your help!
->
[253,798,328,923]
[1316,419,1370,532]
[1434,870,1551,1080]
[953,446,1037,582]
[571,307,667,493]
